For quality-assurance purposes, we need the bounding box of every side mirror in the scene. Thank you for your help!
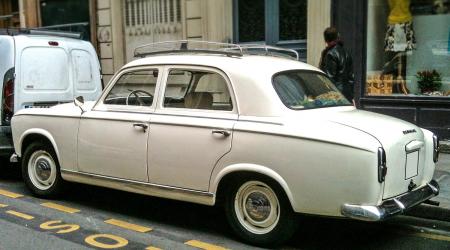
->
[74,96,85,113]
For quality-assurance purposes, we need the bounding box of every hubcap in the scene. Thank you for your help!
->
[234,181,280,234]
[28,150,57,190]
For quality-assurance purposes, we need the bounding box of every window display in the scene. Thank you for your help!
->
[366,0,450,97]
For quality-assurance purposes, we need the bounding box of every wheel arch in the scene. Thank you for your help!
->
[211,164,296,210]
[18,129,60,162]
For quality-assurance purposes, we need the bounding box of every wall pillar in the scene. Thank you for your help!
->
[306,0,331,67]
[20,0,39,28]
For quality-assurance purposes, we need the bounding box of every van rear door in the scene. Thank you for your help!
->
[15,38,73,110]
[71,49,101,101]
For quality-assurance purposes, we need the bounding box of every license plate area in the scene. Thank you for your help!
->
[405,150,419,179]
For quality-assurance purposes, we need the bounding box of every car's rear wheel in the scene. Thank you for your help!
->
[22,142,63,197]
[224,175,298,247]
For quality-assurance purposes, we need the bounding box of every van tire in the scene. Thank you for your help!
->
[22,142,64,198]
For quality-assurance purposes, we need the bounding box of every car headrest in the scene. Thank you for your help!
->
[184,92,213,110]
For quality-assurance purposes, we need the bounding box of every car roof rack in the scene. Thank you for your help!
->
[134,40,299,60]
[0,28,82,39]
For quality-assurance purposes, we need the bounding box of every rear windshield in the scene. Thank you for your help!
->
[272,71,351,110]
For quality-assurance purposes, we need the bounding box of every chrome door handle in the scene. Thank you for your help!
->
[133,123,148,132]
[212,129,231,137]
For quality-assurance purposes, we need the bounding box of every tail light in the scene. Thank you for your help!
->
[377,147,387,183]
[433,135,439,163]
[2,78,14,125]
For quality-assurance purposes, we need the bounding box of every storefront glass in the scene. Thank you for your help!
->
[366,0,450,97]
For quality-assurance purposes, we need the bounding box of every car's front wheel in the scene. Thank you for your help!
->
[225,175,298,247]
[22,142,64,198]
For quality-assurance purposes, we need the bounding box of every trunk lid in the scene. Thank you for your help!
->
[315,108,428,199]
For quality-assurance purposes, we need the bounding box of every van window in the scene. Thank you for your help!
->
[21,47,69,91]
[72,49,95,91]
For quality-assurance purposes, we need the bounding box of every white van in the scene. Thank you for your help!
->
[0,30,102,158]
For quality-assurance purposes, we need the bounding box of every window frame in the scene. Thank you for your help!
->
[94,66,163,113]
[156,65,238,116]
[233,0,307,46]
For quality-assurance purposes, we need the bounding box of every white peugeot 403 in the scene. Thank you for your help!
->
[11,41,439,247]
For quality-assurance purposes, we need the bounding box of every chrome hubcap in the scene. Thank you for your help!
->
[245,192,271,222]
[234,181,280,234]
[28,150,57,190]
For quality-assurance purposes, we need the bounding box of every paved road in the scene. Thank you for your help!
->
[0,162,450,250]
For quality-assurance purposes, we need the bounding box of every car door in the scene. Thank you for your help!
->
[147,66,238,191]
[77,67,161,182]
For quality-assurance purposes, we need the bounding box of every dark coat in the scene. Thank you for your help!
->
[319,42,355,101]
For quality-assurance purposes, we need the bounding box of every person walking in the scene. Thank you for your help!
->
[319,27,355,102]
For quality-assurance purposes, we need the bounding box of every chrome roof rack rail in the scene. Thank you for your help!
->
[133,40,299,60]
[240,44,299,60]
[134,40,243,58]
[0,28,82,39]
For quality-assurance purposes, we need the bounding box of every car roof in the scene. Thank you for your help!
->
[124,54,320,76]
[122,54,323,117]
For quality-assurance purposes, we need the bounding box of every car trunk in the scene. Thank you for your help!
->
[324,108,430,199]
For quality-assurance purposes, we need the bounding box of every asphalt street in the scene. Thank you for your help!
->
[0,161,450,250]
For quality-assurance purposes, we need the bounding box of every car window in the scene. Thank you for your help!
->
[273,71,351,109]
[163,69,233,111]
[104,69,158,107]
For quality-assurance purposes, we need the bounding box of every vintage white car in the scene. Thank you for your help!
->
[11,41,439,246]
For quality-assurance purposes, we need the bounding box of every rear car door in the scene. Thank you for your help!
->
[147,66,237,191]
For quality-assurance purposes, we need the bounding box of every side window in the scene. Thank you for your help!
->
[163,69,233,111]
[104,69,158,106]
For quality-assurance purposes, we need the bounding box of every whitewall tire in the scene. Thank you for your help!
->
[22,142,64,197]
[225,175,298,247]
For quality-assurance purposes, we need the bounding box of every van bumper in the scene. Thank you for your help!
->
[341,180,439,221]
[0,126,14,157]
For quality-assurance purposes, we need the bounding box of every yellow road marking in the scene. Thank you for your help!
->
[0,189,24,198]
[6,210,34,220]
[185,240,228,250]
[0,203,8,208]
[84,234,128,249]
[145,247,162,250]
[41,202,80,214]
[40,220,80,234]
[105,218,152,233]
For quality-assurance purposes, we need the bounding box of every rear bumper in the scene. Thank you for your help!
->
[341,180,440,221]
[0,126,14,157]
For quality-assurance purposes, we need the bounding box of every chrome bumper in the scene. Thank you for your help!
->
[341,180,439,221]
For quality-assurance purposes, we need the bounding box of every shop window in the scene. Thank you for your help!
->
[366,0,450,97]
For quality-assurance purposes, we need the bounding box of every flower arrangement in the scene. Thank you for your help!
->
[416,70,442,93]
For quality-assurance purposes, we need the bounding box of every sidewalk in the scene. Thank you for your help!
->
[407,151,450,221]
[433,152,450,209]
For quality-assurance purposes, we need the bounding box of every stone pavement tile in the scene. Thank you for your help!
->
[433,153,450,209]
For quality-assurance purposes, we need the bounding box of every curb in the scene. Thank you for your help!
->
[440,140,450,154]
[406,204,450,222]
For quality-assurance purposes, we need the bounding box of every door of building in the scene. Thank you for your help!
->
[123,0,183,62]
[233,0,308,60]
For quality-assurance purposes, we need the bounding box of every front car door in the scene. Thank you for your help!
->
[147,66,238,191]
[77,67,161,182]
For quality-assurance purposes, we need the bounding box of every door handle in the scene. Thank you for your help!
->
[212,129,231,137]
[133,123,148,132]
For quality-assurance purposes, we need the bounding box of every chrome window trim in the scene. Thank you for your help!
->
[156,65,239,115]
[93,66,164,112]
[61,169,215,206]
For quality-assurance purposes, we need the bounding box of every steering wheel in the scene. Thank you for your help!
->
[126,90,153,106]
